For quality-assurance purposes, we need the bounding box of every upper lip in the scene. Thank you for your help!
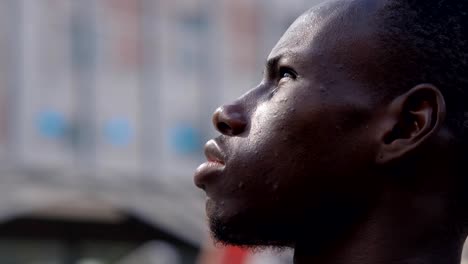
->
[204,139,225,165]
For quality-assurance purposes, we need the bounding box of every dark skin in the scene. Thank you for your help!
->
[194,0,466,263]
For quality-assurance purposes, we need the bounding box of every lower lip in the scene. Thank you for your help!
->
[194,161,225,188]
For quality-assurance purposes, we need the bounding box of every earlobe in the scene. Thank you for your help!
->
[376,84,446,165]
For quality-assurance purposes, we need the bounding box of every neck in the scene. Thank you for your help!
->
[293,190,464,264]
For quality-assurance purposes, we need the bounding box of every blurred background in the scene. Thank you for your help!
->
[0,0,467,263]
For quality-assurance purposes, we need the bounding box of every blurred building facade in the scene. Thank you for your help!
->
[0,0,324,263]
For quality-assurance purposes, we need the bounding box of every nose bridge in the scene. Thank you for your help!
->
[238,85,260,106]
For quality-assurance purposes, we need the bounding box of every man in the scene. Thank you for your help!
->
[194,0,468,263]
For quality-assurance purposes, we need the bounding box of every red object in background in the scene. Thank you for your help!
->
[220,246,249,264]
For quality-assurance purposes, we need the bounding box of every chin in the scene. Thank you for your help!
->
[206,199,364,255]
[206,200,296,248]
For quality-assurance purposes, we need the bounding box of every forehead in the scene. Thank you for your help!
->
[268,1,346,61]
[268,0,385,69]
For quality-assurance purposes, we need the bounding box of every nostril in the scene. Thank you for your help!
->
[217,122,232,134]
[212,104,247,136]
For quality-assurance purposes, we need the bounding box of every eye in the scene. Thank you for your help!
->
[279,67,297,80]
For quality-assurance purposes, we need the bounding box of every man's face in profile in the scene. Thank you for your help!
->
[195,0,385,248]
[195,0,468,262]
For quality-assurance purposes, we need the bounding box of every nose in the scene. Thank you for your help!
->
[212,104,248,136]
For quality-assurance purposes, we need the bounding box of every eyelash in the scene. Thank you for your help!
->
[269,67,297,97]
[279,67,297,80]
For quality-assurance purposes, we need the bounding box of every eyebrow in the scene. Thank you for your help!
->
[265,55,282,72]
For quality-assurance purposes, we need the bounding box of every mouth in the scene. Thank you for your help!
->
[194,139,226,190]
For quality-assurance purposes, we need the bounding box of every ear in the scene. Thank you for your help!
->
[375,84,446,165]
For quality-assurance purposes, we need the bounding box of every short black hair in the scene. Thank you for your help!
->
[376,0,468,220]
[377,0,468,143]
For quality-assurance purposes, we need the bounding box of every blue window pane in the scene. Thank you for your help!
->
[37,110,67,140]
[104,118,133,147]
[169,124,201,155]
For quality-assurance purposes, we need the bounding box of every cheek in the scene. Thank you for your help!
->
[223,101,322,201]
[243,98,354,193]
